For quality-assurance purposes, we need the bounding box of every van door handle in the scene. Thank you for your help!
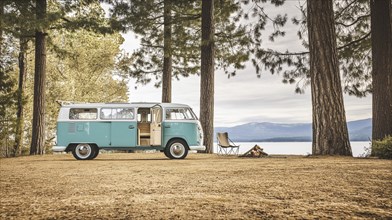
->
[128,125,135,129]
[164,125,170,128]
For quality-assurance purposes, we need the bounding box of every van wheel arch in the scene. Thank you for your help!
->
[65,144,76,152]
[166,138,189,150]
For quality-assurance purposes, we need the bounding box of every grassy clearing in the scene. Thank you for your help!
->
[1,153,391,219]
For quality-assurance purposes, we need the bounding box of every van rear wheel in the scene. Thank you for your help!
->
[72,143,93,160]
[163,149,170,158]
[165,139,188,159]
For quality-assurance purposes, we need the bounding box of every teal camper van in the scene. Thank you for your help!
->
[53,102,205,160]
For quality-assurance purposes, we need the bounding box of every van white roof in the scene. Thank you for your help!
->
[60,102,191,109]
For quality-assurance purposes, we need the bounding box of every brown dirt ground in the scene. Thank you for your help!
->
[1,153,391,219]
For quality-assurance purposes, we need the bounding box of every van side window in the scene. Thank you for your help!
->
[117,108,134,119]
[69,108,98,120]
[165,108,195,120]
[101,108,134,120]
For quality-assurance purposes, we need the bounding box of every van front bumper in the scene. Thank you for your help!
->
[52,146,66,152]
[189,145,206,151]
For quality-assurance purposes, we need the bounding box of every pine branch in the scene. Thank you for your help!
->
[55,65,68,80]
[264,32,371,57]
[267,50,309,56]
[253,2,276,24]
[337,32,371,50]
[335,0,359,19]
[61,17,71,23]
[132,69,162,75]
[140,44,164,49]
[20,34,35,38]
[336,14,370,27]
[214,31,245,39]
[143,15,164,22]
[171,14,201,23]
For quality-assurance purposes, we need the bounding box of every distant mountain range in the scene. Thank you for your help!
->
[215,118,372,142]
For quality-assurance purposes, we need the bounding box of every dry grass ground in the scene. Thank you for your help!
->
[1,153,391,219]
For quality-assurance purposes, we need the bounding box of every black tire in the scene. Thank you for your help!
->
[72,143,94,160]
[163,148,171,159]
[164,139,189,159]
[88,145,99,160]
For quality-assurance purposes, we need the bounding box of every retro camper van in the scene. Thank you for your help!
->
[52,102,205,160]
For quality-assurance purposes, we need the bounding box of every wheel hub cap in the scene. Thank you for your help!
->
[76,144,91,159]
[171,143,185,157]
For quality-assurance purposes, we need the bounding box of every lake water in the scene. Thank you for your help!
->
[212,142,371,157]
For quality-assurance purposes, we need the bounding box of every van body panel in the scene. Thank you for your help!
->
[57,121,111,147]
[150,106,162,146]
[162,121,199,148]
[110,121,137,147]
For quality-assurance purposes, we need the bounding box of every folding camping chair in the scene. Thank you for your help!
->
[216,132,240,156]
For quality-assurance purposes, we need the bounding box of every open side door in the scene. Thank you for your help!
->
[150,105,162,146]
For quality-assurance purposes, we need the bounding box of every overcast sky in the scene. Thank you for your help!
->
[118,1,372,127]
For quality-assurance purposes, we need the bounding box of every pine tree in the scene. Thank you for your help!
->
[162,0,173,103]
[30,0,47,155]
[8,1,35,156]
[0,1,16,119]
[307,0,352,156]
[200,0,215,153]
[370,0,392,141]
[12,39,28,156]
[1,1,19,157]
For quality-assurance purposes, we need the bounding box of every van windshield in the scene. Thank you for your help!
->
[165,108,196,120]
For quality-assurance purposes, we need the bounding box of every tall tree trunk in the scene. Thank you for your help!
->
[0,0,3,46]
[200,0,214,153]
[30,0,47,155]
[12,39,27,157]
[162,0,172,103]
[307,0,352,156]
[370,0,392,141]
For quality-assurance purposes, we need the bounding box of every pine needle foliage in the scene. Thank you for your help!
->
[247,0,372,97]
[109,0,252,87]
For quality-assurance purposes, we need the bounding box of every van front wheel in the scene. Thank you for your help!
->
[72,143,93,160]
[88,145,99,160]
[165,139,188,159]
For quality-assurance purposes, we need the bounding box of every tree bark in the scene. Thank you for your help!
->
[200,0,214,153]
[0,0,3,47]
[162,0,172,103]
[30,0,47,155]
[307,0,352,156]
[370,0,392,141]
[12,39,27,157]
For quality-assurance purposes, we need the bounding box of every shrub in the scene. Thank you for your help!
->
[372,136,392,159]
